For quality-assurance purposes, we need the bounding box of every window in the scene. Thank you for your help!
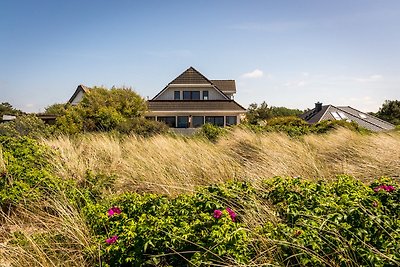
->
[338,112,348,119]
[203,91,209,100]
[226,116,237,126]
[174,91,180,100]
[177,116,189,128]
[183,91,201,100]
[192,91,200,100]
[183,91,191,100]
[331,112,341,120]
[192,116,204,128]
[205,116,224,127]
[157,116,176,127]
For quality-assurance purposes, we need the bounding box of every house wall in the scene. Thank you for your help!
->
[155,86,227,100]
[71,90,85,105]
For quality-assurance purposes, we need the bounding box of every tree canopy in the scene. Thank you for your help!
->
[246,101,304,124]
[375,100,400,125]
[55,86,150,133]
[0,102,22,117]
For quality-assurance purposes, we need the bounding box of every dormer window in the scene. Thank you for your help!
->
[174,91,180,100]
[203,91,209,100]
[183,91,200,100]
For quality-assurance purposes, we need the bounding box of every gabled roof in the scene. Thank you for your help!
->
[300,104,395,131]
[152,67,230,100]
[147,100,246,112]
[210,80,236,93]
[68,84,90,104]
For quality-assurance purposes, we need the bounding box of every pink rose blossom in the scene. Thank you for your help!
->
[226,207,237,222]
[107,206,122,217]
[106,235,118,244]
[213,209,222,219]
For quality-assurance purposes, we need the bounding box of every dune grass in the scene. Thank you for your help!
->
[43,128,400,195]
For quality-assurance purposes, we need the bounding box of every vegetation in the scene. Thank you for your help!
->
[1,130,399,266]
[246,101,303,124]
[375,100,400,125]
[0,102,22,118]
[1,97,400,266]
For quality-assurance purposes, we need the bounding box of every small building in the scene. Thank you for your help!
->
[300,102,395,132]
[146,67,246,128]
[68,85,91,105]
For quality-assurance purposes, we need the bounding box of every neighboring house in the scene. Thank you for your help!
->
[300,102,395,132]
[146,67,246,128]
[68,84,91,105]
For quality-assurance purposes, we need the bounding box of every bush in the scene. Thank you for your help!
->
[84,182,254,266]
[0,114,52,138]
[260,175,400,266]
[0,136,58,210]
[198,123,227,142]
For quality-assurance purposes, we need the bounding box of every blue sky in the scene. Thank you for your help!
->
[1,0,400,112]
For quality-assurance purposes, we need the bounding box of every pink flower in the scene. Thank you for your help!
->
[372,201,378,207]
[213,209,222,219]
[106,235,118,244]
[374,185,396,193]
[107,206,122,217]
[226,207,237,222]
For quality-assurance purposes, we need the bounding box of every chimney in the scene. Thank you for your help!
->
[315,102,322,112]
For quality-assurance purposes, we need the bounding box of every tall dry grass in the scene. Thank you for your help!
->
[43,128,400,195]
[0,195,95,267]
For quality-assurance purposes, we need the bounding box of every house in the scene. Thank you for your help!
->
[146,67,246,128]
[300,102,395,132]
[68,84,91,105]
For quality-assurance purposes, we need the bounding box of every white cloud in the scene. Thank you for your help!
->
[26,103,34,108]
[284,80,306,87]
[355,74,383,82]
[241,69,264,79]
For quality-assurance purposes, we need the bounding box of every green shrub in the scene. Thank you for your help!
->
[0,114,52,138]
[199,123,227,142]
[260,175,400,266]
[84,182,254,266]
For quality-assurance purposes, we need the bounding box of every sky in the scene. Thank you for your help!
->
[1,0,400,113]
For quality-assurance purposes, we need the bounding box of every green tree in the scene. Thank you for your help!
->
[44,103,69,116]
[246,101,303,124]
[0,102,22,117]
[376,100,400,125]
[55,87,148,133]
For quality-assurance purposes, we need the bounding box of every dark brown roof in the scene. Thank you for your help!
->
[148,100,246,112]
[170,67,211,84]
[152,67,230,100]
[300,104,395,132]
[210,80,236,93]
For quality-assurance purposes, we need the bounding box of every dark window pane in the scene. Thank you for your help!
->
[203,91,209,100]
[157,116,176,127]
[205,116,224,127]
[192,116,204,128]
[183,91,191,100]
[177,116,189,128]
[174,91,180,100]
[192,91,200,100]
[215,116,224,126]
[226,116,237,126]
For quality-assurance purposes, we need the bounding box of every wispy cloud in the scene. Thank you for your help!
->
[354,74,383,83]
[241,69,264,79]
[284,80,307,87]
